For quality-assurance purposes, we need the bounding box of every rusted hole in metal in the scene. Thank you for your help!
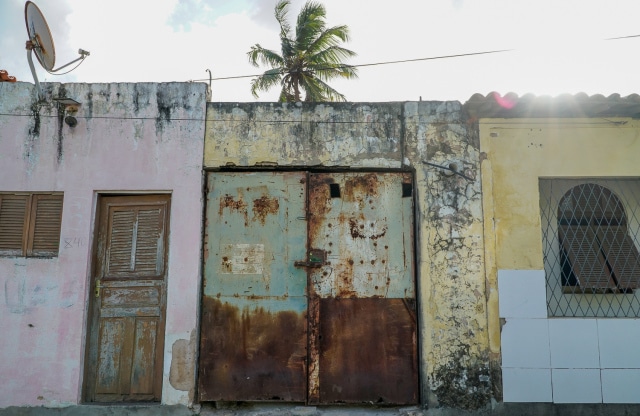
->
[359,224,364,229]
[323,272,328,276]
[329,183,341,198]
[348,259,354,265]
[371,260,376,265]
[385,245,389,249]
[373,242,377,247]
[402,183,413,198]
[360,260,364,264]
[328,242,333,246]
[328,223,332,228]
[382,260,386,264]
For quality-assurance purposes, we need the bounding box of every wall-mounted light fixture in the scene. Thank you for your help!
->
[53,97,81,128]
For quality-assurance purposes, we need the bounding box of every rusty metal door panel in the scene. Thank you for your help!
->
[318,298,418,404]
[307,172,417,405]
[308,173,415,299]
[199,172,308,401]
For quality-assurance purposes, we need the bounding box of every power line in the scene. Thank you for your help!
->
[187,33,640,83]
[189,49,513,83]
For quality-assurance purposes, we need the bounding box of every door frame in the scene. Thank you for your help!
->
[82,192,171,403]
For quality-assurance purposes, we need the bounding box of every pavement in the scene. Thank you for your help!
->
[3,403,640,416]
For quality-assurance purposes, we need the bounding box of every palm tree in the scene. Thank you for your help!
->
[247,0,358,102]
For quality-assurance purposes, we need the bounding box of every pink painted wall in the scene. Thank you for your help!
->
[0,82,207,407]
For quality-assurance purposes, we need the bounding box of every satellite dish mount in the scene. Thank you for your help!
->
[25,1,89,100]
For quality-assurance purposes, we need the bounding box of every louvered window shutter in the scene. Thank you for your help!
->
[106,206,165,278]
[558,225,615,290]
[597,226,640,289]
[27,194,63,256]
[0,195,29,254]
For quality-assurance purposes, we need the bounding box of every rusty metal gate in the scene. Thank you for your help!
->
[199,171,417,404]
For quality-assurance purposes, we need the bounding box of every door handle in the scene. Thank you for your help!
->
[95,280,101,298]
[294,249,326,268]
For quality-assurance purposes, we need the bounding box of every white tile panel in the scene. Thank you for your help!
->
[498,270,547,318]
[502,368,552,402]
[601,369,640,403]
[501,319,550,368]
[551,369,602,403]
[598,319,640,368]
[549,319,600,368]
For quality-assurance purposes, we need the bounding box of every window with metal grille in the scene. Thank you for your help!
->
[0,193,63,257]
[540,179,640,317]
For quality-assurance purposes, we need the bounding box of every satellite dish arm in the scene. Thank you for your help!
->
[26,42,43,100]
[49,49,90,74]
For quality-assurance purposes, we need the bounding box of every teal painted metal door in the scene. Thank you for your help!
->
[198,172,308,401]
[199,171,417,404]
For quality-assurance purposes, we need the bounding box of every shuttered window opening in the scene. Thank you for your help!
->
[106,206,164,278]
[556,184,640,294]
[0,193,63,257]
[541,179,640,317]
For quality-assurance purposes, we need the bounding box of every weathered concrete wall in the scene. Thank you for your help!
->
[0,82,207,407]
[204,102,492,409]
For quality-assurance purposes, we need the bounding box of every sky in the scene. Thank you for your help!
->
[2,0,640,103]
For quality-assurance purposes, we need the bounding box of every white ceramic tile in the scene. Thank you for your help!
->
[501,319,550,368]
[602,369,640,403]
[551,369,602,403]
[498,269,547,318]
[502,368,552,402]
[549,319,600,368]
[598,319,640,368]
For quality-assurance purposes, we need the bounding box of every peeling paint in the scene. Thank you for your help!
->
[169,329,196,400]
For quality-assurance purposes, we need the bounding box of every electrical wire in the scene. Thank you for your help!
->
[185,32,640,84]
[188,49,513,82]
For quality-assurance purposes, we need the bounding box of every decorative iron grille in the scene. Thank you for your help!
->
[540,179,640,317]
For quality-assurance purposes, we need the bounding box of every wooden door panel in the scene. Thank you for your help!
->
[130,318,158,395]
[95,318,130,395]
[85,195,169,403]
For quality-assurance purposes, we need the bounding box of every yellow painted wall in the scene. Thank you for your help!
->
[205,102,494,408]
[480,117,640,356]
[480,118,640,271]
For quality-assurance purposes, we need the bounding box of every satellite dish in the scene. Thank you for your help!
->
[24,1,89,100]
[25,1,55,71]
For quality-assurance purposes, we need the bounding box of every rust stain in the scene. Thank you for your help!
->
[252,195,280,225]
[221,256,232,273]
[198,297,307,402]
[307,296,321,404]
[219,194,248,225]
[318,298,418,404]
[343,173,380,202]
[348,216,387,240]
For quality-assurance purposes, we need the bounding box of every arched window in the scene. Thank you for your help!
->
[558,183,640,293]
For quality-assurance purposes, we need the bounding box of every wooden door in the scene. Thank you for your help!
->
[85,195,170,402]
